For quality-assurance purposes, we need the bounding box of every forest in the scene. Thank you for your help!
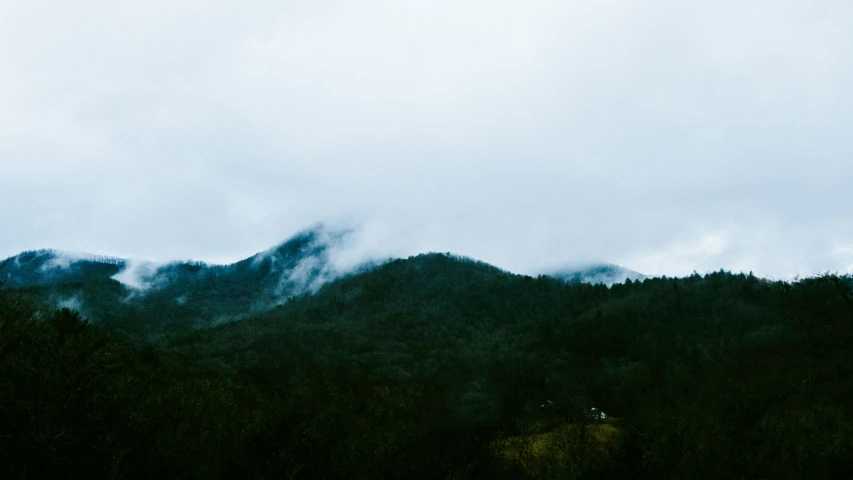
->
[2,253,852,479]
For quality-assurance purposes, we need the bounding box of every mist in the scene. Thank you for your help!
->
[1,0,851,279]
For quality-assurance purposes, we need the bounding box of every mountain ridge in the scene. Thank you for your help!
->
[2,226,650,341]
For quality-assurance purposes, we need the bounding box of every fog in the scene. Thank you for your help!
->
[2,0,852,279]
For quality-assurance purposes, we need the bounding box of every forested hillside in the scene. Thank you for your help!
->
[2,228,375,343]
[1,231,643,344]
[2,253,852,478]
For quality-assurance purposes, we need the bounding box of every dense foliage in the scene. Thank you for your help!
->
[3,231,359,343]
[2,254,853,478]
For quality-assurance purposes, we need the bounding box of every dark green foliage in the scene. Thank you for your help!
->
[1,229,358,344]
[0,250,124,288]
[2,255,853,478]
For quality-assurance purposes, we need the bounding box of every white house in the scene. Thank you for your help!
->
[589,407,607,420]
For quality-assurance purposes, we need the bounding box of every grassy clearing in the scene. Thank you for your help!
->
[495,418,623,474]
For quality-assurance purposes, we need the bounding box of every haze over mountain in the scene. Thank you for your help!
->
[1,227,386,336]
[3,1,853,281]
[3,1,853,477]
[543,264,648,286]
[2,225,654,338]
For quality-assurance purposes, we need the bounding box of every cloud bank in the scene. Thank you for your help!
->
[1,0,851,279]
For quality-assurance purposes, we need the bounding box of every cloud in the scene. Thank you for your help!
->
[259,225,391,299]
[35,250,123,272]
[57,296,83,312]
[278,254,326,296]
[623,231,730,277]
[39,251,84,272]
[1,0,851,279]
[834,245,853,275]
[111,260,162,291]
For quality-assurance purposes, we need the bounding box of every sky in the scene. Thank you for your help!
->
[1,0,852,279]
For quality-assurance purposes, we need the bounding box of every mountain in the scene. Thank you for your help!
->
[166,252,591,419]
[0,249,126,289]
[4,238,853,478]
[543,263,648,286]
[2,227,345,292]
[0,226,377,340]
[162,252,836,424]
[1,228,648,341]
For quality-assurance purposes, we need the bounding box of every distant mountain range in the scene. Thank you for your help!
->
[1,225,649,339]
[2,227,347,292]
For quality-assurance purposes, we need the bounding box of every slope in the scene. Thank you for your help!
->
[1,226,373,341]
[165,254,814,425]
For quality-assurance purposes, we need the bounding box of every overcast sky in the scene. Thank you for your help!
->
[2,0,852,278]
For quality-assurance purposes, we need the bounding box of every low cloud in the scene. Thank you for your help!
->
[624,231,731,278]
[833,245,853,275]
[1,0,851,279]
[40,252,80,271]
[265,225,390,300]
[57,295,83,312]
[111,260,162,291]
